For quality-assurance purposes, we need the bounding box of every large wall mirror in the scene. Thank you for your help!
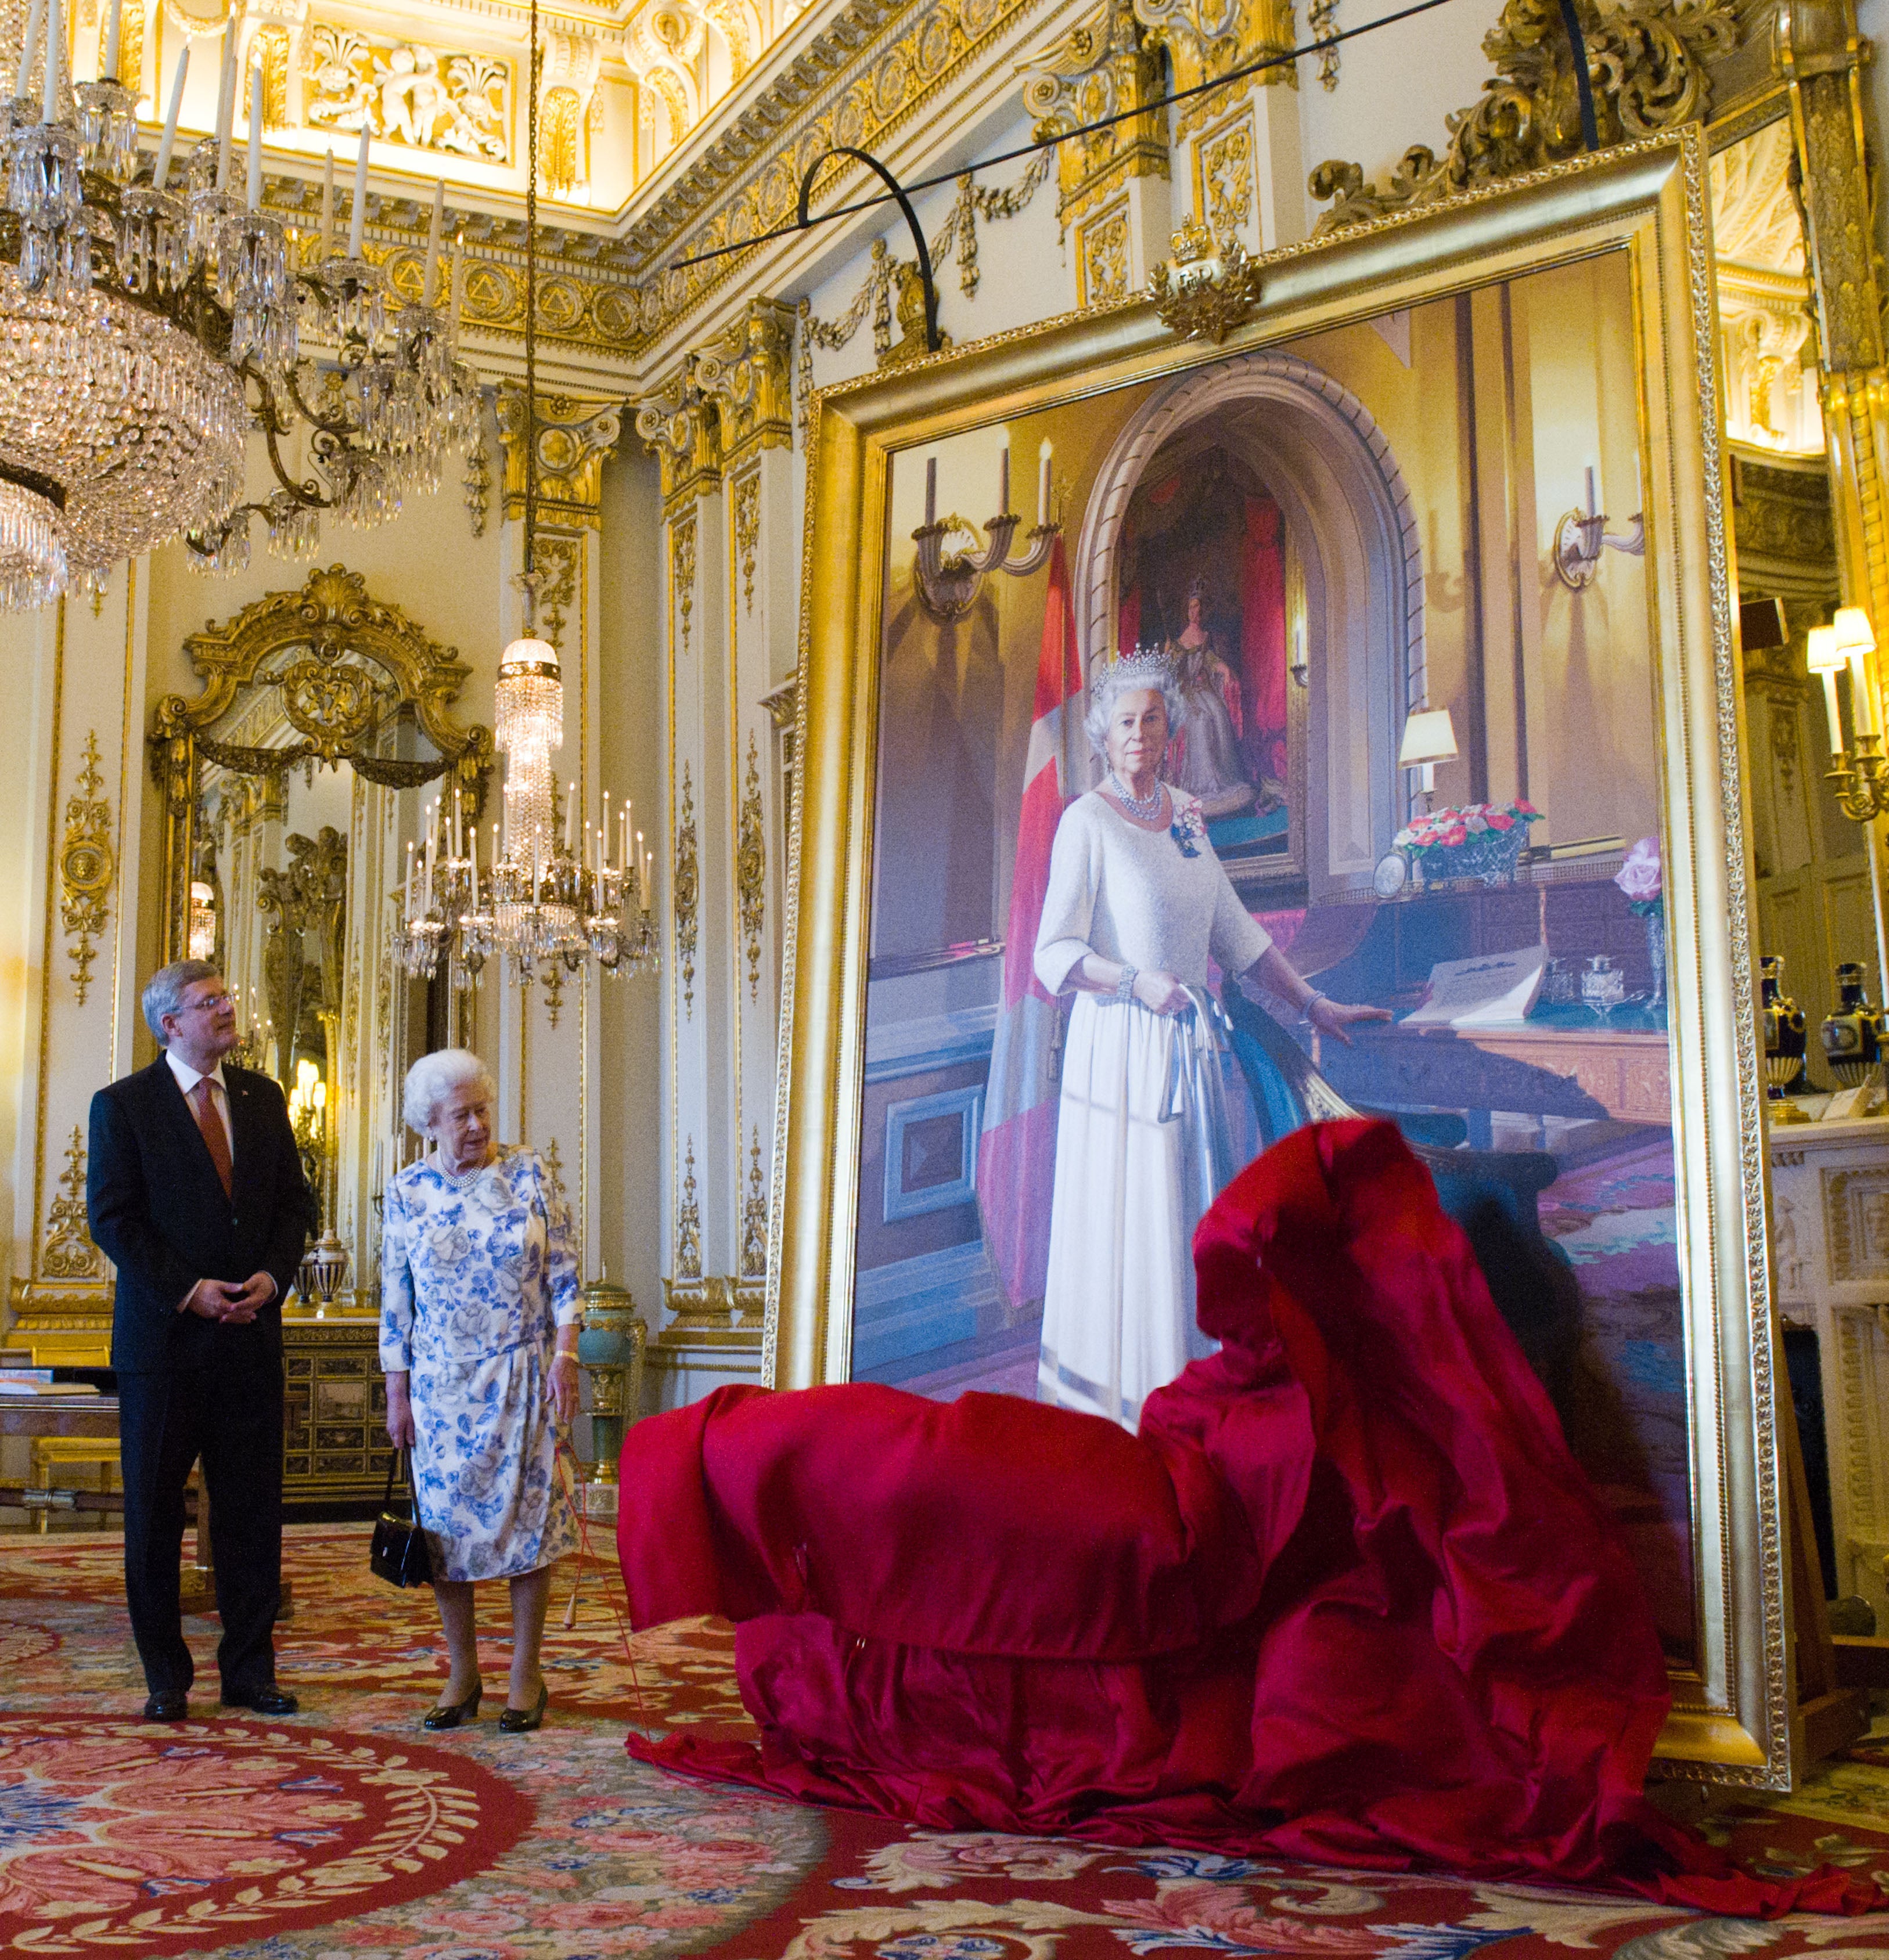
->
[151,565,492,1302]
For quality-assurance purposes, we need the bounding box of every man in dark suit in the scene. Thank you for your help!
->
[87,960,316,1721]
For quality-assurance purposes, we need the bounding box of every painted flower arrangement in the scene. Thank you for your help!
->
[1613,834,1662,915]
[1393,801,1541,853]
[1390,800,1541,887]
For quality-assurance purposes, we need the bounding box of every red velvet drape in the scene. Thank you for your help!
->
[616,1121,1883,1917]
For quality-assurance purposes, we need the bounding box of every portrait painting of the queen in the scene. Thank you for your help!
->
[856,248,1694,1664]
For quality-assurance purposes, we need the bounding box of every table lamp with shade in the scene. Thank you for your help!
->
[1398,706,1459,812]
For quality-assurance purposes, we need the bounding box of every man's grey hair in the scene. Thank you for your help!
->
[402,1049,497,1134]
[1084,652,1184,761]
[142,960,222,1047]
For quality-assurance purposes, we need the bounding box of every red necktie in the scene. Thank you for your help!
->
[189,1078,233,1201]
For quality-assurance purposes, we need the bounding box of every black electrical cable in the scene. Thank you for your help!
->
[671,0,1471,275]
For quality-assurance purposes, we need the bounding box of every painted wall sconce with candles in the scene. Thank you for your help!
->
[1808,607,1889,822]
[1552,464,1647,589]
[911,435,1060,622]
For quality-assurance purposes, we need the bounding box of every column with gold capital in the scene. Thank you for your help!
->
[634,361,750,1404]
[696,300,796,1360]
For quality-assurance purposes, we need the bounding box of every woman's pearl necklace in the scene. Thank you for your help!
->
[436,1148,495,1191]
[1109,771,1167,822]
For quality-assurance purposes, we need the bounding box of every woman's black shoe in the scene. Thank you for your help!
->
[421,1684,482,1731]
[497,1682,547,1734]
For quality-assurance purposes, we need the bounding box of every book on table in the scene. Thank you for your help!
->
[1402,947,1548,1031]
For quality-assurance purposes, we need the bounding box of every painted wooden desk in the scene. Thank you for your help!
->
[1318,1007,1672,1141]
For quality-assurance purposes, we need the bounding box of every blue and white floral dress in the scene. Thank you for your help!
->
[379,1146,581,1581]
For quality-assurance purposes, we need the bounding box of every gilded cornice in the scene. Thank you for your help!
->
[695,300,797,463]
[233,0,1064,370]
[618,0,1059,351]
[496,387,626,525]
[635,362,725,505]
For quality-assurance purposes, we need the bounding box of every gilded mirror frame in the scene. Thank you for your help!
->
[148,562,494,967]
[772,133,1794,1784]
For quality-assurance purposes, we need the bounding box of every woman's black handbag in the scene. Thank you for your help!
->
[369,1448,434,1588]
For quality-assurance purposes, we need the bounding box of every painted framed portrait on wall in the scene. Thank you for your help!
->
[774,135,1790,1782]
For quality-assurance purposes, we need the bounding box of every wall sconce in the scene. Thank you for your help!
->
[1553,465,1646,589]
[1398,704,1459,811]
[912,435,1059,622]
[1812,607,1888,820]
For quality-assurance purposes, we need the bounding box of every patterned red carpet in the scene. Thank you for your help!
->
[2,1524,1889,1958]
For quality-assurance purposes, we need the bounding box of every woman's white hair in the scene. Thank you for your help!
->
[402,1049,496,1134]
[1084,652,1184,760]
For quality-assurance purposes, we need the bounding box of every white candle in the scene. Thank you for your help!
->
[346,120,369,258]
[467,821,478,893]
[39,0,59,122]
[624,799,632,865]
[1825,669,1846,755]
[996,431,1009,516]
[14,0,41,103]
[152,47,188,189]
[1584,463,1598,518]
[422,178,444,306]
[1038,439,1052,525]
[246,58,264,211]
[619,809,628,873]
[924,455,936,526]
[102,0,121,80]
[636,830,646,910]
[600,790,610,870]
[318,147,333,257]
[452,790,462,859]
[447,228,463,343]
[566,780,576,855]
[214,26,235,190]
[1852,652,1879,740]
[405,841,415,913]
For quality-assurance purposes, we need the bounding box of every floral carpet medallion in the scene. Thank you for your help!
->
[0,1713,531,1954]
[10,1527,1889,1959]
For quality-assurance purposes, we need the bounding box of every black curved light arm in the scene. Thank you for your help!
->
[798,146,941,355]
[1555,0,1600,152]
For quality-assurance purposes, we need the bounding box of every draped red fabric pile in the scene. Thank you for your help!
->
[617,1120,1883,1917]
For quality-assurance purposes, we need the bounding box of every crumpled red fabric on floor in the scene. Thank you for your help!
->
[616,1119,1884,1916]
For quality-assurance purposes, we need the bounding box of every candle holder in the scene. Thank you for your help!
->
[1827,733,1889,820]
[1553,465,1645,588]
[912,444,1060,624]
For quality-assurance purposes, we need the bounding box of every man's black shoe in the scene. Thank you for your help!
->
[220,1684,298,1716]
[143,1689,188,1722]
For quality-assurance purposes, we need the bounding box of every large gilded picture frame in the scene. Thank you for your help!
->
[771,130,1792,1784]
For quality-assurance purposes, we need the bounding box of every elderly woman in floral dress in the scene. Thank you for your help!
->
[381,1049,581,1734]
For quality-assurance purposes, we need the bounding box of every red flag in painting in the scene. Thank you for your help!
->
[978,534,1085,1313]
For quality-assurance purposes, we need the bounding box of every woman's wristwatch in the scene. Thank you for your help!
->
[1116,965,1139,1004]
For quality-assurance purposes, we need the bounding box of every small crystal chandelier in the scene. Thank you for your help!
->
[0,0,480,607]
[391,0,655,992]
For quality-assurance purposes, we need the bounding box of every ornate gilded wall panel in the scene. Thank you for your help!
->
[1075,197,1132,305]
[674,763,699,1017]
[58,732,114,1007]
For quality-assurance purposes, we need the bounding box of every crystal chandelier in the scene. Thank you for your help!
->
[0,0,479,607]
[391,0,656,992]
